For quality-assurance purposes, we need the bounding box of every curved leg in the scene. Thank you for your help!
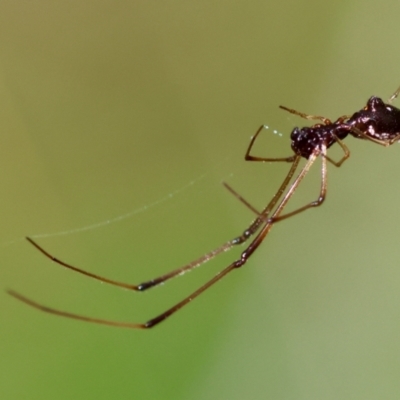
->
[359,130,400,146]
[324,135,350,167]
[24,236,233,291]
[245,125,296,162]
[350,126,394,147]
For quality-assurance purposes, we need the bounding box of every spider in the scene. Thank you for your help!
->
[8,86,400,329]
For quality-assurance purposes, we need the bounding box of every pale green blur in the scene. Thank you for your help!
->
[1,1,400,400]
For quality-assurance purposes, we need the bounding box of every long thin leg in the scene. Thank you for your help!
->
[7,153,317,329]
[271,138,349,225]
[240,148,320,258]
[271,138,351,225]
[280,106,351,127]
[24,236,236,292]
[245,125,296,162]
[222,182,261,215]
[270,145,326,223]
[279,105,332,125]
[324,135,350,167]
[20,157,301,293]
[235,123,298,214]
[388,85,400,103]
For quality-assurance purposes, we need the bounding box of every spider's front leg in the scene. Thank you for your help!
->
[245,125,296,162]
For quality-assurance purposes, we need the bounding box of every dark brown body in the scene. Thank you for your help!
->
[290,96,400,160]
[348,96,400,142]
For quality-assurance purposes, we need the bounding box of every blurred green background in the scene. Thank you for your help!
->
[1,1,400,399]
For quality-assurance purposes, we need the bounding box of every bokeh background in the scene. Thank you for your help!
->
[1,1,400,399]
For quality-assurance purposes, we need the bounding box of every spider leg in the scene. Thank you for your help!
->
[8,263,238,329]
[350,125,400,146]
[231,122,300,214]
[7,289,145,329]
[25,237,140,290]
[222,182,261,215]
[279,105,332,125]
[269,146,326,223]
[20,157,301,293]
[23,236,234,292]
[350,126,393,147]
[387,85,400,104]
[388,133,400,145]
[8,155,316,329]
[324,135,350,167]
[245,125,296,162]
